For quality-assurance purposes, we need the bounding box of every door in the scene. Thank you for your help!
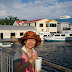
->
[11,33,15,39]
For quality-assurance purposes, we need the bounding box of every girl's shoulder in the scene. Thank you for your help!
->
[13,49,22,62]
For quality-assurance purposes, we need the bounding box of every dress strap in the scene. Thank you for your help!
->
[21,49,34,69]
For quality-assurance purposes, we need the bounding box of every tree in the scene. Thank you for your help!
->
[0,16,27,25]
[0,16,18,25]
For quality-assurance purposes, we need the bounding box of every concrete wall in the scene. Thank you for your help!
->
[36,19,49,34]
[0,30,36,39]
[48,27,57,32]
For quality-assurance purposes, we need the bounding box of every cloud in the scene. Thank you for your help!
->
[0,0,72,20]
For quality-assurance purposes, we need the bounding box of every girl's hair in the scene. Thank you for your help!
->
[21,39,27,45]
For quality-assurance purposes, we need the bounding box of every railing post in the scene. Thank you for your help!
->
[1,47,2,72]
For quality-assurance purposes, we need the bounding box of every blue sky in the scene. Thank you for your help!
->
[0,0,72,20]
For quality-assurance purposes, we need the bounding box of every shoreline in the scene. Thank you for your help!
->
[0,39,18,42]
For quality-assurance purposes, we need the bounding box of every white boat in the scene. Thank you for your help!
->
[39,32,51,40]
[44,33,72,42]
[0,42,13,47]
[60,15,70,19]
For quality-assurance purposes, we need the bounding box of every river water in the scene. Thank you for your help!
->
[10,41,72,72]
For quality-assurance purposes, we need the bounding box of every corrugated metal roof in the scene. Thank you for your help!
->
[0,25,36,30]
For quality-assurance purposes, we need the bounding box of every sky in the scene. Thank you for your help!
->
[0,0,72,20]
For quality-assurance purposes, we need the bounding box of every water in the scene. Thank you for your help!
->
[55,18,72,25]
[10,41,72,72]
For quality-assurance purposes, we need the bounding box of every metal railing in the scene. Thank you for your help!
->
[0,47,72,72]
[42,60,72,72]
[0,47,13,72]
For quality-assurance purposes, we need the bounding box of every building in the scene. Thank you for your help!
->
[0,25,36,39]
[57,22,70,33]
[45,20,58,33]
[70,25,72,31]
[13,18,49,34]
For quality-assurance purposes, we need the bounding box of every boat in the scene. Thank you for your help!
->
[44,33,72,42]
[60,15,70,19]
[39,31,51,40]
[0,42,13,47]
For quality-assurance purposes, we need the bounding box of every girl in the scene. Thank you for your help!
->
[13,31,41,72]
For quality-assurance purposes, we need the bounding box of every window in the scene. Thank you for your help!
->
[52,24,54,27]
[20,33,23,36]
[44,35,47,37]
[40,24,43,27]
[61,35,65,36]
[35,22,36,27]
[50,24,56,27]
[46,24,48,27]
[55,35,60,36]
[54,24,56,27]
[70,34,72,36]
[50,24,52,27]
[29,23,30,26]
[11,33,15,36]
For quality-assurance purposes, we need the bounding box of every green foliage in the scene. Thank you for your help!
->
[22,20,27,21]
[0,16,27,25]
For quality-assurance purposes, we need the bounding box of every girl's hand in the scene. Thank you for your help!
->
[35,69,40,72]
[35,66,42,72]
[29,54,38,63]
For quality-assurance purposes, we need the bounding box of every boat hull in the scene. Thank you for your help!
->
[0,43,12,47]
[45,40,65,42]
[45,36,72,42]
[2,45,11,47]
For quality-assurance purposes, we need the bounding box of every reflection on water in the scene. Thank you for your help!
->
[11,41,72,71]
[35,41,72,69]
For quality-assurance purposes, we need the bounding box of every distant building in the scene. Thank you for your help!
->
[57,22,70,33]
[0,25,36,39]
[45,20,58,33]
[13,18,49,34]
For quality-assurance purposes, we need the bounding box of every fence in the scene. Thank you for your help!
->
[0,47,13,72]
[0,47,72,72]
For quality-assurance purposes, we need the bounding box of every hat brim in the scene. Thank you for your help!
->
[18,35,41,47]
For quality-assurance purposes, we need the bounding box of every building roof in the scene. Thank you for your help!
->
[15,18,48,26]
[0,25,36,30]
[45,20,58,23]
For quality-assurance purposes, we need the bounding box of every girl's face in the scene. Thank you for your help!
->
[24,39,36,49]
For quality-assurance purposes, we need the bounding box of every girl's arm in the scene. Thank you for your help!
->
[14,61,31,72]
[14,53,38,72]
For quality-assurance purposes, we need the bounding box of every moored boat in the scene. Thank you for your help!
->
[39,32,51,40]
[44,33,72,42]
[0,42,13,47]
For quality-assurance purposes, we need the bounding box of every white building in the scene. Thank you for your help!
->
[13,18,49,34]
[45,20,58,33]
[0,25,36,39]
[57,22,70,33]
